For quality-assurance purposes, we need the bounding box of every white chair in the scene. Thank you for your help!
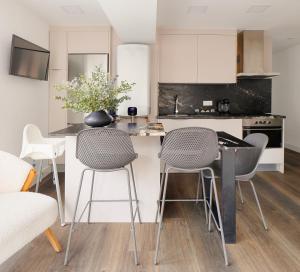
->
[0,150,61,265]
[20,124,65,226]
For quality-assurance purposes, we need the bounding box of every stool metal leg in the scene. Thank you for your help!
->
[130,163,141,223]
[154,168,169,265]
[64,169,86,266]
[210,170,229,266]
[87,170,95,224]
[155,163,166,224]
[196,171,201,204]
[35,160,43,192]
[208,179,213,232]
[125,168,139,265]
[52,159,65,226]
[237,180,244,204]
[249,180,268,230]
[201,170,208,224]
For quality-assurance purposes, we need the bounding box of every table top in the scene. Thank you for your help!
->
[49,120,165,137]
[217,131,254,149]
[50,119,253,149]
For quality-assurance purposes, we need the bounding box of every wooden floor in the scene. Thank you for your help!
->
[1,149,300,272]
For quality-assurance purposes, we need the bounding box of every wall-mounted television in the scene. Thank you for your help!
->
[9,35,50,81]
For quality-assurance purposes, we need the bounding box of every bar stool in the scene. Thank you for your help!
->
[234,133,269,230]
[64,128,141,266]
[20,124,65,226]
[154,127,228,266]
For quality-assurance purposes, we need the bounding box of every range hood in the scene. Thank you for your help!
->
[237,30,279,78]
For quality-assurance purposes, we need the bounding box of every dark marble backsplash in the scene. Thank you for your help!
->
[158,79,271,115]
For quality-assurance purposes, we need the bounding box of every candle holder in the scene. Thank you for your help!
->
[128,107,137,123]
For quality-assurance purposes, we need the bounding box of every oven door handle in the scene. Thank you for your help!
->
[243,128,282,131]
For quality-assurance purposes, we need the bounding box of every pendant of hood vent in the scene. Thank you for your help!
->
[237,30,279,78]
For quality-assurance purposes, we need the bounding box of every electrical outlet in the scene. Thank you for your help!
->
[203,100,213,106]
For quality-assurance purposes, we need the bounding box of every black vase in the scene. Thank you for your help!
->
[84,110,113,127]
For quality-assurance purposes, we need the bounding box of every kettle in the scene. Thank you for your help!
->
[217,99,230,113]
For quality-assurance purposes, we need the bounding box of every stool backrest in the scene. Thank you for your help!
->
[160,127,219,169]
[76,128,137,169]
[235,133,268,179]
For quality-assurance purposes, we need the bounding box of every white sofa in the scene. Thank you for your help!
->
[0,151,61,265]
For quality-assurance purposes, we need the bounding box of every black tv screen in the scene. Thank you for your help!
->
[9,35,50,81]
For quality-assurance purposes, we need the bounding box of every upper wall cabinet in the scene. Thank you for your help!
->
[49,31,67,70]
[159,35,198,83]
[159,32,237,84]
[67,31,110,54]
[197,35,236,83]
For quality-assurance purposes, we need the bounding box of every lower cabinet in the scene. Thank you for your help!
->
[158,118,284,173]
[158,119,243,138]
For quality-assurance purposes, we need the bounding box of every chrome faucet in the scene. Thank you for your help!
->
[174,95,179,115]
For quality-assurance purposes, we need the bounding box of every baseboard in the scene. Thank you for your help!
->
[285,143,300,153]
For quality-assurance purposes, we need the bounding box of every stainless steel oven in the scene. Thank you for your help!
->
[242,117,283,148]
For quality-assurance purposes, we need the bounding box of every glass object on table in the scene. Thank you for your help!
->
[128,107,137,123]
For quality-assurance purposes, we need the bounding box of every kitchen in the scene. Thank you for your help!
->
[1,1,299,271]
[47,28,285,265]
[157,30,284,173]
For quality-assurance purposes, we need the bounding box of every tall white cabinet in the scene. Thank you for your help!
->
[117,44,151,116]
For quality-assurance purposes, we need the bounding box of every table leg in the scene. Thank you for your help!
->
[221,148,236,243]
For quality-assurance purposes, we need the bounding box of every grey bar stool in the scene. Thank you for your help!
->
[154,127,228,266]
[64,128,141,266]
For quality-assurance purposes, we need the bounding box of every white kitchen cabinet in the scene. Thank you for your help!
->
[158,33,237,84]
[48,69,68,133]
[197,35,236,83]
[159,35,198,83]
[158,119,243,138]
[158,118,284,173]
[67,31,110,54]
[49,31,67,70]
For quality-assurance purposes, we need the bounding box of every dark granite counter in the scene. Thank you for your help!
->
[50,119,165,137]
[157,113,286,119]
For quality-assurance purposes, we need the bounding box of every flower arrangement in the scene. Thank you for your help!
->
[55,66,135,114]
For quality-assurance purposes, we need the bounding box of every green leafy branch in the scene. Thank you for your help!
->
[55,66,135,113]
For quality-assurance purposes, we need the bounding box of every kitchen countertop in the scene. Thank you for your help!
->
[157,113,286,119]
[50,119,165,137]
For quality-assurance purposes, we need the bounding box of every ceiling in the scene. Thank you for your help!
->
[18,0,300,51]
[98,0,157,43]
[17,0,110,26]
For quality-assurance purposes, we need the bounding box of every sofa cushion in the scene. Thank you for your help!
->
[0,192,58,264]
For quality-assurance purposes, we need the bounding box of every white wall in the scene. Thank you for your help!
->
[0,1,49,156]
[273,44,300,152]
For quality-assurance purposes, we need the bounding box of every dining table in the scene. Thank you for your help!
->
[212,131,255,244]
